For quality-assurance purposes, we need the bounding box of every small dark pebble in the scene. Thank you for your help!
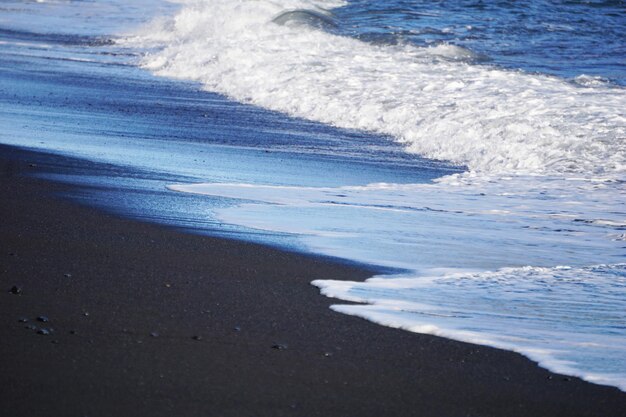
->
[150,332,159,338]
[233,326,241,332]
[272,344,288,350]
[192,335,202,341]
[37,328,50,336]
[563,377,571,382]
[83,312,89,317]
[29,163,37,167]
[51,340,59,344]
[37,316,49,323]
[323,352,333,357]
[9,286,22,295]
[64,273,72,278]
[69,330,77,335]
[18,317,28,323]
[25,325,36,330]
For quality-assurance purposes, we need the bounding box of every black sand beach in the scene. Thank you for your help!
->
[1,145,625,417]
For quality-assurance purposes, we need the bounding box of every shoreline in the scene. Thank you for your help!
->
[1,145,625,417]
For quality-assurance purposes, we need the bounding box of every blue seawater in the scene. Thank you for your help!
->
[335,0,625,84]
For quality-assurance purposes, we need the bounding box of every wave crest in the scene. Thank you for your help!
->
[272,9,337,29]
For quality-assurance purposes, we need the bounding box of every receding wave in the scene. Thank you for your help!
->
[314,264,626,391]
[167,177,626,390]
[126,0,625,177]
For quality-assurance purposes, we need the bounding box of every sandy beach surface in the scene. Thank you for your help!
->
[1,145,625,417]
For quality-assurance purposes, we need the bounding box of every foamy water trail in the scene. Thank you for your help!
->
[126,0,625,176]
[168,176,626,389]
[125,0,626,390]
[315,264,626,391]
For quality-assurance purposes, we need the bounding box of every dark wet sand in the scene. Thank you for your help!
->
[1,145,625,417]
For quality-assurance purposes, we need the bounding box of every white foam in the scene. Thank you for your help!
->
[168,177,626,389]
[314,264,626,391]
[125,0,626,176]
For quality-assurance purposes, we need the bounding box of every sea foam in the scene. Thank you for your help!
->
[126,0,625,176]
[314,264,626,391]
[168,176,626,389]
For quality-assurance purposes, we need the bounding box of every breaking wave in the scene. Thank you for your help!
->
[125,0,625,177]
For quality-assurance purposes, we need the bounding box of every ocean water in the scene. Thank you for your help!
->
[1,0,625,390]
